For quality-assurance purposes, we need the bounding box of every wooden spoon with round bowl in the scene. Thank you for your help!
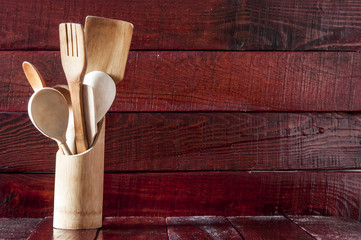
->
[28,87,71,155]
[23,61,75,154]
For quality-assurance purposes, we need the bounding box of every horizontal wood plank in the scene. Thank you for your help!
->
[3,51,361,112]
[228,216,314,240]
[1,172,361,219]
[27,217,98,240]
[99,217,168,240]
[1,112,361,172]
[288,216,361,240]
[166,216,242,239]
[2,0,361,50]
[0,218,41,240]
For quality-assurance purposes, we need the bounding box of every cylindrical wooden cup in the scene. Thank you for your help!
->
[53,118,105,229]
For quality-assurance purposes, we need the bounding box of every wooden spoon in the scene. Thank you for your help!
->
[22,61,46,91]
[85,16,133,84]
[28,88,71,155]
[23,61,72,154]
[83,71,116,146]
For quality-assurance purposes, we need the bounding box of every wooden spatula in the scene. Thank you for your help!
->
[59,23,88,154]
[85,16,133,84]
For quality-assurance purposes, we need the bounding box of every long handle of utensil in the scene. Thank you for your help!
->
[83,84,98,147]
[69,82,88,154]
[59,142,71,155]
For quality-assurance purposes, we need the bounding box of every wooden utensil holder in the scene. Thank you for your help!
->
[53,118,105,229]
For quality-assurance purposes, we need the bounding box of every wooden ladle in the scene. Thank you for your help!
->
[28,87,71,155]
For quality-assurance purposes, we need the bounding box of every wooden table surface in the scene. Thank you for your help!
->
[1,215,361,240]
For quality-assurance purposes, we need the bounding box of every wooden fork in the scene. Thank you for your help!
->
[59,23,88,154]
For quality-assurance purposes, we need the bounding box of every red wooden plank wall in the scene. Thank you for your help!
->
[1,0,361,220]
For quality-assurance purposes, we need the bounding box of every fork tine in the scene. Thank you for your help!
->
[73,24,78,57]
[59,23,68,57]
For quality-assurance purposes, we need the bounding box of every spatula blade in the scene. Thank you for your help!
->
[85,16,134,84]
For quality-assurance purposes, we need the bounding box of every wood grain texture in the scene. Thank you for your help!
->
[0,218,41,240]
[288,216,361,240]
[1,172,361,219]
[28,217,98,240]
[99,217,168,240]
[3,51,361,112]
[167,216,242,239]
[1,0,361,50]
[3,216,361,240]
[228,216,314,240]
[2,112,361,172]
[105,112,361,171]
[85,16,133,84]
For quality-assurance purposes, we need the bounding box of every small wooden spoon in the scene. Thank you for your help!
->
[22,61,46,91]
[28,87,71,155]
